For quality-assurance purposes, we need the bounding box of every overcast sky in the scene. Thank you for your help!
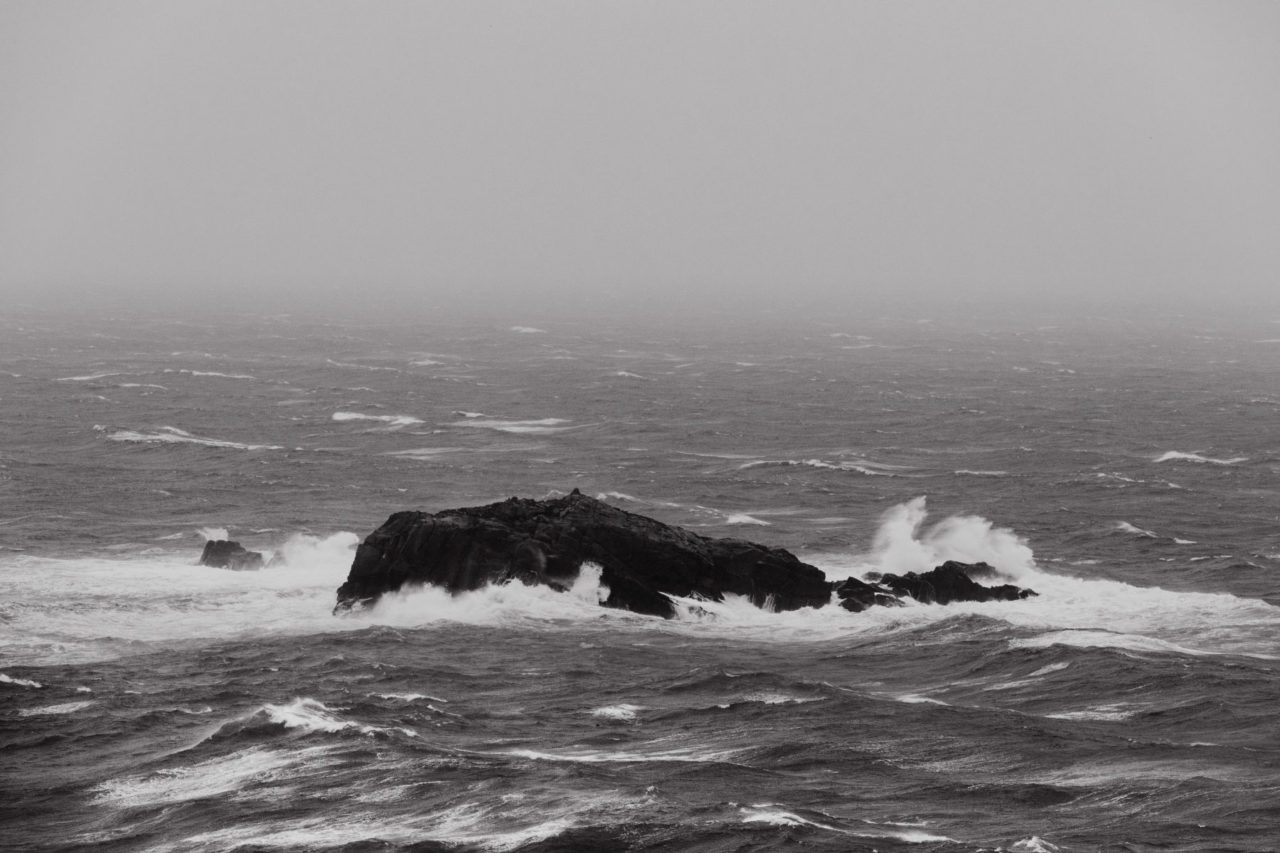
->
[2,1,1278,319]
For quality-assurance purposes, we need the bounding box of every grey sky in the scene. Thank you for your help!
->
[2,1,1278,318]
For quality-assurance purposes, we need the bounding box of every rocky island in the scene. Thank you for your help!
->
[334,490,1035,617]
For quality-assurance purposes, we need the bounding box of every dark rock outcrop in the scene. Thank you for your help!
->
[335,491,1036,617]
[199,540,264,571]
[879,561,1035,605]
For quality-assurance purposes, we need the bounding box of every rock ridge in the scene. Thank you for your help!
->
[334,491,1035,617]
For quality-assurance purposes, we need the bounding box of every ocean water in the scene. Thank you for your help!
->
[1,307,1278,852]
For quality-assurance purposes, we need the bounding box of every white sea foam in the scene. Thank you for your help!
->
[386,447,463,460]
[197,527,230,542]
[374,692,448,703]
[954,469,1008,477]
[56,372,121,381]
[590,704,642,722]
[739,805,841,830]
[510,326,546,334]
[1116,521,1158,538]
[1154,451,1247,465]
[1044,703,1140,722]
[1028,662,1070,677]
[93,746,333,807]
[175,790,643,852]
[819,496,1036,582]
[452,417,572,434]
[739,458,907,476]
[261,697,414,736]
[163,369,256,380]
[500,744,743,764]
[324,359,401,372]
[106,425,281,451]
[738,692,822,706]
[0,532,359,665]
[332,411,424,428]
[1010,838,1061,853]
[1008,630,1223,657]
[0,673,42,688]
[18,700,95,716]
[725,513,770,525]
[738,804,954,843]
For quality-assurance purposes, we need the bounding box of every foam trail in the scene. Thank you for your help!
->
[452,417,571,434]
[1155,451,1246,465]
[104,425,281,451]
[1116,522,1158,538]
[332,411,424,428]
[18,700,95,717]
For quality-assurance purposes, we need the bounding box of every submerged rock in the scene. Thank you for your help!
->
[199,540,264,571]
[334,491,1035,617]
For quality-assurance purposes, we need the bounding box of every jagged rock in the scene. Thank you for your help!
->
[833,576,903,612]
[334,492,1035,617]
[879,560,1036,605]
[199,540,264,571]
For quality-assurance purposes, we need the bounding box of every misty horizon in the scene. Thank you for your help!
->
[3,2,1279,319]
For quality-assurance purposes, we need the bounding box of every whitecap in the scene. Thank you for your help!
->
[590,704,642,722]
[1155,451,1247,465]
[452,417,572,434]
[0,673,42,688]
[954,469,1008,477]
[107,426,281,451]
[374,692,448,703]
[163,369,256,380]
[725,513,770,526]
[18,700,95,716]
[499,744,743,764]
[510,326,546,334]
[738,805,954,843]
[261,697,416,737]
[92,746,334,807]
[1028,662,1070,677]
[386,447,462,460]
[332,411,424,428]
[1011,838,1061,853]
[1010,630,1237,658]
[739,805,840,830]
[1044,703,1140,722]
[56,372,120,381]
[738,692,823,706]
[197,527,230,542]
[1115,521,1158,538]
[323,360,400,373]
[739,458,907,476]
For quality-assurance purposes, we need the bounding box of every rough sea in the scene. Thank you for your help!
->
[2,306,1278,853]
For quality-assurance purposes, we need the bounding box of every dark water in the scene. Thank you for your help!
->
[2,308,1279,852]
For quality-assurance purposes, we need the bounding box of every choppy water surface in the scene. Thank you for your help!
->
[2,308,1278,852]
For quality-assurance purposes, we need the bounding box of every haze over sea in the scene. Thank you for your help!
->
[2,306,1278,853]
